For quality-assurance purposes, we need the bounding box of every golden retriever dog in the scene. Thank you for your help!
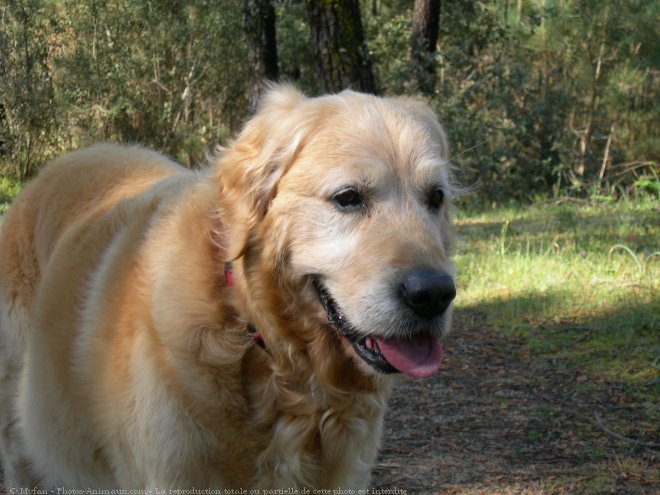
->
[0,86,456,490]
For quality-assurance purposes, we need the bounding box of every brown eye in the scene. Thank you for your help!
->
[332,187,365,211]
[428,187,444,211]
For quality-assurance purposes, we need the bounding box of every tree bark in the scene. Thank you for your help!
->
[0,103,6,156]
[410,0,440,96]
[244,0,279,114]
[305,0,377,94]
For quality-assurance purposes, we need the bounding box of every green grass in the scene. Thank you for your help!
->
[0,175,22,214]
[454,198,659,383]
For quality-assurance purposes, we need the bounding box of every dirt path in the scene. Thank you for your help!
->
[372,310,658,494]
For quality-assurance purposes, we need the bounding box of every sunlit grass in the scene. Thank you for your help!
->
[0,175,22,214]
[453,199,659,383]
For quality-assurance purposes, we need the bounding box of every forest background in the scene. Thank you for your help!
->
[0,0,657,206]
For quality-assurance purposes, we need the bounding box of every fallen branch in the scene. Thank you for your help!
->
[593,411,660,448]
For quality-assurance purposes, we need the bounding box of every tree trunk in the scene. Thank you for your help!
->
[410,0,440,96]
[0,103,6,156]
[598,122,615,187]
[305,0,377,94]
[244,0,279,114]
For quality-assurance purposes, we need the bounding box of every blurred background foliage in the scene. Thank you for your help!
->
[0,0,657,205]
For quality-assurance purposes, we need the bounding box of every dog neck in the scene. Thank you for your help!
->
[222,256,387,398]
[224,262,268,353]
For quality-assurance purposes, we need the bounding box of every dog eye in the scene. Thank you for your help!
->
[427,187,445,211]
[332,188,365,211]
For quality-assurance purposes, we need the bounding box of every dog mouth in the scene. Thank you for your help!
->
[313,279,442,378]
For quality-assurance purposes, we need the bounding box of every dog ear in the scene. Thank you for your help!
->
[212,85,309,261]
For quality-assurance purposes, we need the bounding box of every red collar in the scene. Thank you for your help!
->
[224,262,234,288]
[224,262,268,352]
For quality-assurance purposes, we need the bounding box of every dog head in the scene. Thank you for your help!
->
[214,86,456,382]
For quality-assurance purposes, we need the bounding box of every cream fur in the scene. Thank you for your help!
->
[0,86,455,490]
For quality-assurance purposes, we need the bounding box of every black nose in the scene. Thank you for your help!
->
[399,269,456,319]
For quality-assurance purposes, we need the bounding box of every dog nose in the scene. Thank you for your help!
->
[399,269,456,319]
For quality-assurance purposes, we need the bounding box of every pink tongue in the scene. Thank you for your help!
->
[377,335,442,378]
